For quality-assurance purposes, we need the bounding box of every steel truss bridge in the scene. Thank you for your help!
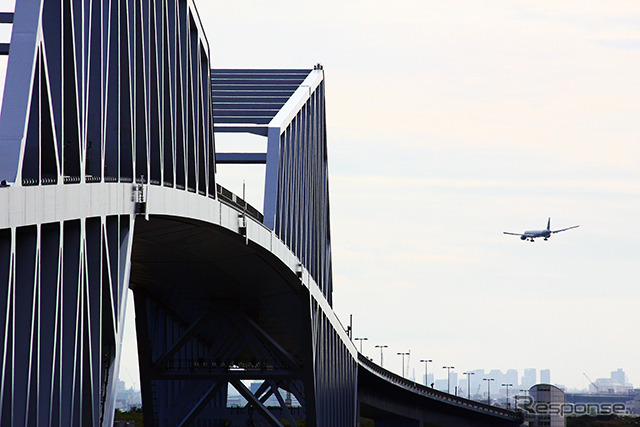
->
[0,1,522,426]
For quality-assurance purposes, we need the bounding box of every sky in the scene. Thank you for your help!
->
[1,0,639,393]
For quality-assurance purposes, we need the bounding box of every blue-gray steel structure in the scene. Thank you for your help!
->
[0,1,522,426]
[212,68,333,303]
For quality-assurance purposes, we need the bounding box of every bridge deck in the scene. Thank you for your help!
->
[358,354,523,426]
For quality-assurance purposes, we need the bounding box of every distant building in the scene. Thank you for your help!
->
[114,380,142,411]
[528,384,566,427]
[540,369,551,384]
[469,370,485,399]
[505,369,519,388]
[435,379,449,393]
[589,378,633,394]
[521,368,537,390]
[459,372,481,399]
[450,372,459,394]
[488,370,504,388]
[611,368,630,387]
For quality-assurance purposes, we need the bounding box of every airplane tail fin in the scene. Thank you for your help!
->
[547,217,551,231]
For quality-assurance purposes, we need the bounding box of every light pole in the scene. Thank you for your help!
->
[483,378,495,405]
[354,337,368,353]
[375,345,388,367]
[463,372,475,400]
[443,366,455,394]
[518,389,529,410]
[420,359,432,386]
[502,383,513,409]
[397,352,410,377]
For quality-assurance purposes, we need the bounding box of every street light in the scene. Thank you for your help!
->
[375,345,388,367]
[483,378,495,405]
[502,383,513,409]
[419,359,432,387]
[518,389,529,410]
[463,372,475,400]
[442,366,455,394]
[397,352,410,377]
[354,337,368,353]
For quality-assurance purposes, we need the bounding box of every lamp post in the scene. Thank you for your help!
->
[420,359,432,386]
[354,337,368,353]
[483,378,495,405]
[443,366,455,394]
[502,383,513,409]
[463,372,475,400]
[375,345,388,367]
[518,389,529,410]
[397,352,410,377]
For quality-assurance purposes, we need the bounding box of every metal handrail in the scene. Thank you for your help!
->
[216,184,264,224]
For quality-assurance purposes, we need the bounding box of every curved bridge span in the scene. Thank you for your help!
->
[0,1,523,426]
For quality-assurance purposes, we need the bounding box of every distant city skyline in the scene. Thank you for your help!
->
[420,366,634,396]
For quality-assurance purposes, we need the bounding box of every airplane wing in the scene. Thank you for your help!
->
[503,232,525,237]
[551,225,579,234]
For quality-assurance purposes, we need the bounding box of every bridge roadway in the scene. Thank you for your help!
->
[358,355,522,426]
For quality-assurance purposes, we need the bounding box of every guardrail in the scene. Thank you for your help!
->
[216,184,264,224]
[358,354,522,421]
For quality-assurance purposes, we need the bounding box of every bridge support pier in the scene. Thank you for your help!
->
[0,215,133,426]
[133,285,309,427]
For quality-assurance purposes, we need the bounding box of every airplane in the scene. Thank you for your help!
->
[503,218,579,242]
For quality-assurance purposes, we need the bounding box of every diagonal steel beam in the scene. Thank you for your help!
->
[152,309,215,370]
[230,316,277,366]
[240,313,301,372]
[176,381,224,427]
[253,380,272,403]
[231,380,284,427]
[288,380,306,407]
[268,380,298,427]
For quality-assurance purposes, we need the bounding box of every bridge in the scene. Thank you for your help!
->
[0,1,522,426]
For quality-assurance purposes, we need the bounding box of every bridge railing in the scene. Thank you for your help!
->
[216,184,264,224]
[358,354,522,421]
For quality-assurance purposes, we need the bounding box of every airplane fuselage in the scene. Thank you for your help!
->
[523,229,552,239]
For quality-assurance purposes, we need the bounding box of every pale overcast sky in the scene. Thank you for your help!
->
[197,0,640,391]
[2,0,639,392]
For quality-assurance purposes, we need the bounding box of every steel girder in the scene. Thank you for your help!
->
[0,0,215,193]
[0,0,217,424]
[211,68,333,305]
[0,214,133,426]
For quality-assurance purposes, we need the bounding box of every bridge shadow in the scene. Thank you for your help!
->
[130,215,315,426]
